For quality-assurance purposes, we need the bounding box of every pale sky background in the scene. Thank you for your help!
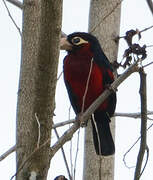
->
[0,0,153,180]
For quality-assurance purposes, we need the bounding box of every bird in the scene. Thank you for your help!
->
[54,175,68,180]
[60,32,116,156]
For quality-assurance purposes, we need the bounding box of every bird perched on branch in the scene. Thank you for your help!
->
[60,32,116,156]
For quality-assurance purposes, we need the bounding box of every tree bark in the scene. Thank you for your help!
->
[83,0,121,180]
[16,0,62,179]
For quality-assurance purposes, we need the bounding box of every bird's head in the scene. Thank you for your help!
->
[60,32,113,69]
[60,32,100,52]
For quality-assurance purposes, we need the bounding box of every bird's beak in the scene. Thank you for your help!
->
[60,37,72,50]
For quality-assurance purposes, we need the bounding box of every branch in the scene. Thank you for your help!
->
[140,25,153,33]
[50,60,139,157]
[6,0,23,9]
[0,145,16,161]
[115,111,153,119]
[2,0,21,36]
[53,119,75,128]
[134,68,148,180]
[5,0,68,38]
[146,0,153,14]
[53,122,72,180]
[73,130,81,180]
[50,121,79,157]
[143,61,153,68]
[53,111,153,128]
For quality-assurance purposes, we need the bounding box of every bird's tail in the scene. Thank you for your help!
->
[91,111,115,156]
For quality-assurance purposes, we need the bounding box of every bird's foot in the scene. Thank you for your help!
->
[76,113,88,127]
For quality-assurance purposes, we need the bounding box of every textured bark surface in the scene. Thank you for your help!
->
[83,0,121,180]
[16,0,62,179]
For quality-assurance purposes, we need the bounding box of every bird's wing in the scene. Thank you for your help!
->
[64,80,81,114]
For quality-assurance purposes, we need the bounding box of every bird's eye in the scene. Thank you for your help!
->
[72,37,81,45]
[71,36,88,46]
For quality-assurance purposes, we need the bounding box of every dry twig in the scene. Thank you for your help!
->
[73,130,80,180]
[6,0,23,9]
[0,145,16,161]
[134,68,148,180]
[68,106,74,180]
[123,122,153,169]
[115,111,153,119]
[52,111,153,128]
[10,139,50,180]
[5,0,67,38]
[81,58,93,114]
[53,122,72,180]
[2,0,21,36]
[145,0,153,14]
[143,61,153,68]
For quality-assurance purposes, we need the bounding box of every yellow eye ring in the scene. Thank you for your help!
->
[71,37,88,45]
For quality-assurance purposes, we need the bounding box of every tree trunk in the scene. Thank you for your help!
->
[16,0,62,179]
[83,0,121,180]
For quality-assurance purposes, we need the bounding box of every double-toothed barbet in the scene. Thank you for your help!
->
[60,32,116,156]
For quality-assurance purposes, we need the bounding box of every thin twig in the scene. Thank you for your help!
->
[6,0,23,9]
[81,58,93,113]
[123,138,140,169]
[118,25,153,40]
[53,122,72,180]
[53,119,75,128]
[145,0,153,14]
[143,61,153,68]
[140,25,153,33]
[146,45,153,48]
[35,113,41,148]
[115,111,153,119]
[73,129,80,180]
[0,145,16,161]
[68,106,74,180]
[10,139,50,180]
[52,111,153,129]
[90,0,123,33]
[134,68,148,180]
[5,0,67,39]
[123,122,153,169]
[57,71,63,81]
[2,0,22,36]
